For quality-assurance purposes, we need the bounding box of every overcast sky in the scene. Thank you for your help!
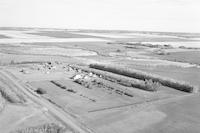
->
[0,0,200,32]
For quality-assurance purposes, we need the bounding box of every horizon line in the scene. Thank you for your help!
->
[0,26,200,34]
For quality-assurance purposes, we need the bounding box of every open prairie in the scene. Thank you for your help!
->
[0,27,200,133]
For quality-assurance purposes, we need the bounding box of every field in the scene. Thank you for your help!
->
[0,34,10,39]
[0,27,200,133]
[152,50,200,65]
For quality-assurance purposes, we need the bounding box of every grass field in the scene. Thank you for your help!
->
[28,31,100,38]
[1,28,200,133]
[154,51,200,65]
[0,34,10,39]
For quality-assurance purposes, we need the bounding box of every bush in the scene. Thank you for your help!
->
[35,88,47,95]
[10,123,65,133]
[144,79,161,91]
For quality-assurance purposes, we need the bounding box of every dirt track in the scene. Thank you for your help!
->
[0,70,94,133]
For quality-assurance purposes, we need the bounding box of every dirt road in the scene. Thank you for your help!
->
[0,70,94,133]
